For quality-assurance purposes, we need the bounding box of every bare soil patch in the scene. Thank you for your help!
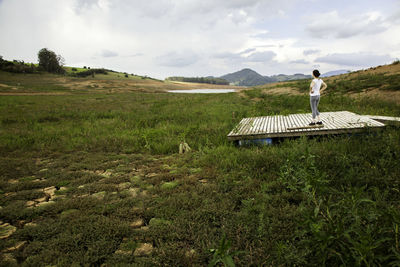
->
[262,86,304,96]
[0,83,17,90]
[0,92,69,96]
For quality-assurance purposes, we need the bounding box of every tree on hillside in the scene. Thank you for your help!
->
[37,48,65,74]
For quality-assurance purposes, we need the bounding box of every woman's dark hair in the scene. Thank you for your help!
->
[313,69,321,77]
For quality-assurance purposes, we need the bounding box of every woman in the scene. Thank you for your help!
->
[309,69,327,126]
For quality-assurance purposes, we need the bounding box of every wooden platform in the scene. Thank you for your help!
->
[227,111,386,141]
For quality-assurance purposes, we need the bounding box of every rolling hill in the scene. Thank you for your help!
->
[250,61,400,103]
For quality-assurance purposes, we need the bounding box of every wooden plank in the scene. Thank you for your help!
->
[287,125,324,131]
[262,116,269,133]
[264,116,270,133]
[283,115,290,133]
[281,115,287,133]
[252,117,259,134]
[269,114,274,134]
[365,115,400,122]
[237,118,250,136]
[323,112,337,129]
[259,116,267,133]
[275,115,279,133]
[270,115,276,134]
[256,117,265,134]
[228,118,246,136]
[333,111,351,129]
[238,118,252,135]
[250,117,258,134]
[283,115,288,132]
[254,117,263,133]
[280,115,285,133]
[299,113,311,131]
[229,117,249,136]
[277,115,282,133]
[244,118,255,135]
[293,114,304,132]
[287,114,296,132]
[338,112,353,128]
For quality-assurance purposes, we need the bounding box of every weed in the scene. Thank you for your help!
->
[208,234,241,267]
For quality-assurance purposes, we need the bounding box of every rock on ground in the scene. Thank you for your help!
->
[134,243,153,256]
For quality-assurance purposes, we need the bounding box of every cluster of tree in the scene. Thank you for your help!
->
[0,48,66,74]
[166,76,229,85]
[0,56,37,73]
[37,48,65,74]
[72,68,109,77]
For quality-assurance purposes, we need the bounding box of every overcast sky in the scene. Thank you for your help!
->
[1,0,399,79]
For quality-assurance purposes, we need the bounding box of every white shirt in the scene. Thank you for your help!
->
[310,78,323,96]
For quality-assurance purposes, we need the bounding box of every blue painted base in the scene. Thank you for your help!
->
[238,138,273,146]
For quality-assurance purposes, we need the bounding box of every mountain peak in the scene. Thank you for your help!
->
[221,68,269,86]
[220,68,311,86]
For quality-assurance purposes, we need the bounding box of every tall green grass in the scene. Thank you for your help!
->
[1,92,399,154]
[1,90,399,266]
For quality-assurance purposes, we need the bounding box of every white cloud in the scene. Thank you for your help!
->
[306,10,389,39]
[246,51,276,62]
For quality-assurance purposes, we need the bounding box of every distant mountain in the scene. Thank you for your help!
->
[220,68,274,86]
[219,68,311,86]
[270,73,311,82]
[321,70,350,77]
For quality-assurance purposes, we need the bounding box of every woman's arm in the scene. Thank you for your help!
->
[320,81,327,93]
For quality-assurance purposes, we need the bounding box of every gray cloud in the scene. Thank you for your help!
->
[290,59,309,64]
[387,7,400,24]
[156,50,200,67]
[127,53,144,57]
[101,49,118,57]
[303,49,320,56]
[306,10,388,39]
[315,52,394,67]
[239,48,257,55]
[73,0,106,14]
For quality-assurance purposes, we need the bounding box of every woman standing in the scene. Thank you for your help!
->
[309,69,327,125]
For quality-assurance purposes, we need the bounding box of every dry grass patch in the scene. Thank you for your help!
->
[348,88,400,103]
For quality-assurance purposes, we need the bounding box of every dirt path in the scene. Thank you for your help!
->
[0,92,70,96]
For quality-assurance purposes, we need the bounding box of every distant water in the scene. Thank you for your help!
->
[168,89,236,94]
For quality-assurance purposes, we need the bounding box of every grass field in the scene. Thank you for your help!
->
[0,68,400,266]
